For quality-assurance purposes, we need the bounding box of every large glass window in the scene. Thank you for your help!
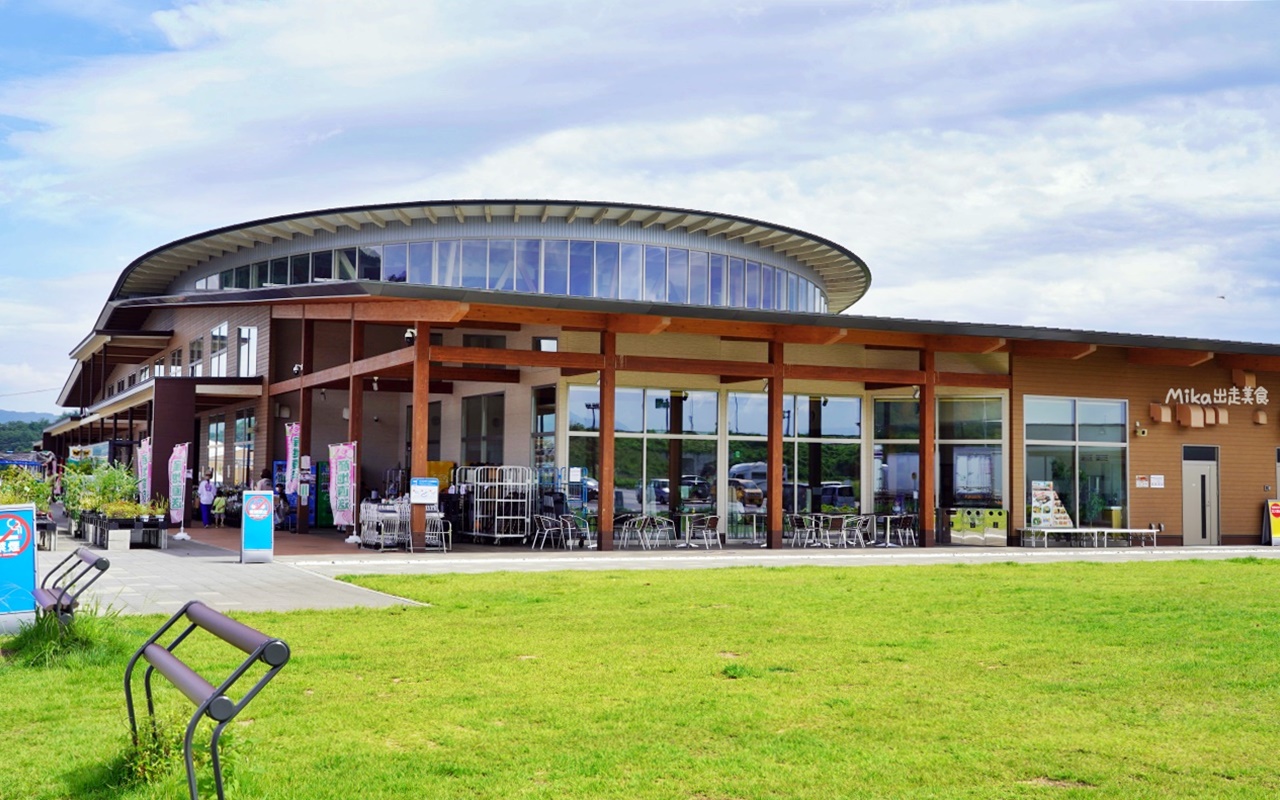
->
[209,323,228,377]
[761,264,775,310]
[408,242,434,284]
[873,400,919,515]
[515,239,539,293]
[595,242,619,299]
[233,410,255,486]
[312,251,334,281]
[460,240,487,289]
[937,397,1003,509]
[358,246,381,281]
[1025,397,1127,527]
[207,414,226,485]
[745,261,760,309]
[619,244,642,301]
[644,246,666,302]
[709,254,725,306]
[667,249,688,304]
[489,239,514,291]
[689,251,708,306]
[382,243,408,283]
[437,241,460,286]
[569,240,594,297]
[544,240,568,295]
[335,248,357,280]
[269,258,288,285]
[236,327,257,377]
[728,258,745,307]
[290,254,310,284]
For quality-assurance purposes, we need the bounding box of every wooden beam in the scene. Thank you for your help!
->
[920,350,936,547]
[293,302,354,321]
[592,207,609,225]
[785,365,928,384]
[616,208,637,226]
[453,206,466,223]
[928,335,1007,354]
[311,217,338,234]
[455,320,522,332]
[363,211,386,229]
[431,366,521,384]
[352,300,470,323]
[663,214,689,231]
[607,315,671,335]
[336,213,365,231]
[622,355,769,378]
[463,304,609,330]
[640,211,664,229]
[774,326,847,346]
[428,345,604,371]
[392,208,413,227]
[422,206,438,224]
[684,216,714,234]
[1215,353,1280,373]
[351,347,415,377]
[566,205,581,224]
[598,332,616,549]
[1126,348,1215,368]
[410,325,431,534]
[483,205,493,223]
[1011,341,1097,360]
[933,372,1012,389]
[767,341,784,548]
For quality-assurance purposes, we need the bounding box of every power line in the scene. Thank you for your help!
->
[0,387,58,398]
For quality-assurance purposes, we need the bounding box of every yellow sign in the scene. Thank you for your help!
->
[1268,501,1280,546]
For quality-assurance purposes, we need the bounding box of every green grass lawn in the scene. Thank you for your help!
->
[5,559,1280,799]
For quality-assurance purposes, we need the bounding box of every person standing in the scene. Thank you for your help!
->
[212,490,227,527]
[198,472,216,527]
[255,467,273,491]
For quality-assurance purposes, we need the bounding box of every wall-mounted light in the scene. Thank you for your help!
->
[373,415,380,423]
[342,407,350,420]
[911,385,920,400]
[292,363,303,376]
[275,404,291,419]
[372,376,379,392]
[320,388,326,401]
[762,379,770,392]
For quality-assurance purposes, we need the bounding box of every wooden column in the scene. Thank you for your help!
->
[347,320,365,534]
[920,349,936,546]
[410,325,431,536]
[297,316,314,535]
[766,340,785,548]
[597,332,616,550]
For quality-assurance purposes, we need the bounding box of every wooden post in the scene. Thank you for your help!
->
[411,325,431,537]
[347,320,364,534]
[297,317,313,535]
[767,340,784,548]
[920,349,936,546]
[597,332,616,550]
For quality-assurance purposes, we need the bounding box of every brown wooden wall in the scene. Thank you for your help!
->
[1012,347,1280,544]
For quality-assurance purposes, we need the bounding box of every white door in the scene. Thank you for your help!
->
[1182,446,1219,546]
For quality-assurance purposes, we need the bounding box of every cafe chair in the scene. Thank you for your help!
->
[691,515,722,549]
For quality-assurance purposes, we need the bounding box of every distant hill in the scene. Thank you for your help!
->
[0,410,56,424]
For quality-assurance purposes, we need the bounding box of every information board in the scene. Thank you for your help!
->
[0,503,37,633]
[1268,500,1280,547]
[410,477,440,506]
[240,490,275,564]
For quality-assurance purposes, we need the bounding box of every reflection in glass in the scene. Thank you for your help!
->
[1026,445,1076,524]
[729,258,744,306]
[408,242,433,284]
[615,388,644,433]
[796,396,861,438]
[1079,400,1126,443]
[667,249,688,304]
[515,239,539,293]
[544,240,568,295]
[761,264,774,309]
[234,265,250,288]
[488,239,514,291]
[618,244,642,301]
[745,261,760,308]
[938,443,1002,507]
[595,242,619,299]
[358,246,381,281]
[728,393,768,436]
[570,241,594,297]
[788,273,799,311]
[270,258,288,285]
[1025,397,1075,441]
[436,241,458,286]
[290,254,310,284]
[689,251,708,306]
[709,254,725,305]
[644,246,666,302]
[874,400,920,440]
[874,443,919,515]
[461,240,487,289]
[382,244,407,283]
[568,385,601,432]
[614,438,643,514]
[939,398,1002,440]
[308,251,331,282]
[1080,446,1126,526]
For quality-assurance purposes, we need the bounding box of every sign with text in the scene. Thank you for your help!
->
[1165,386,1269,406]
[240,490,275,564]
[168,442,189,525]
[410,477,440,506]
[328,442,357,526]
[136,437,152,505]
[285,422,301,495]
[0,503,37,631]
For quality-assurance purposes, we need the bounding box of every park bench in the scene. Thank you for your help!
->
[33,547,110,625]
[125,600,291,800]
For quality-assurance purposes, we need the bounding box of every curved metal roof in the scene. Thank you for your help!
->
[110,200,872,312]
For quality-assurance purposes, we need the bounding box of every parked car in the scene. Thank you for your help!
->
[680,475,712,501]
[640,478,670,504]
[819,483,857,510]
[727,478,764,506]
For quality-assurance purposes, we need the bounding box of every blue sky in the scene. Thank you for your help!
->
[1,0,1278,414]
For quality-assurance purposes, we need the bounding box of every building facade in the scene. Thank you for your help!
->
[46,201,1280,547]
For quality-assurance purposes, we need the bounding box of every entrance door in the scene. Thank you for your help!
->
[1182,445,1219,546]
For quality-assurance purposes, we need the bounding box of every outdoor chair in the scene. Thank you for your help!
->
[690,515,722,549]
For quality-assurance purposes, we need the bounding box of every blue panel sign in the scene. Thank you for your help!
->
[240,491,275,564]
[0,503,38,633]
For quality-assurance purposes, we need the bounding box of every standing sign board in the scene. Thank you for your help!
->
[410,477,440,506]
[241,491,275,563]
[1267,501,1280,547]
[0,503,37,634]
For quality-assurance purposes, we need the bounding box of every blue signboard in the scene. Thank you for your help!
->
[0,503,38,634]
[240,490,275,564]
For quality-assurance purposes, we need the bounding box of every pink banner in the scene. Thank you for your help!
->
[168,442,189,524]
[285,422,301,494]
[137,437,152,505]
[328,442,357,527]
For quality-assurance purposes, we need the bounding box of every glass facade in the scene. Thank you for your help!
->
[1025,397,1127,527]
[215,238,828,313]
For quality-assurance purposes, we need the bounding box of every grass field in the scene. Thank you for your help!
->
[4,559,1280,799]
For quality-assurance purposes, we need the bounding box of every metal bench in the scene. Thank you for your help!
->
[34,547,110,625]
[125,600,291,800]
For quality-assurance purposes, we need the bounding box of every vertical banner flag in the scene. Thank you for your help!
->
[328,441,357,527]
[168,442,189,524]
[285,422,301,495]
[137,437,152,504]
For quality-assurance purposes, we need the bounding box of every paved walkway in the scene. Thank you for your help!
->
[37,525,1280,616]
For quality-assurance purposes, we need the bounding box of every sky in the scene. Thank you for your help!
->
[0,0,1278,414]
